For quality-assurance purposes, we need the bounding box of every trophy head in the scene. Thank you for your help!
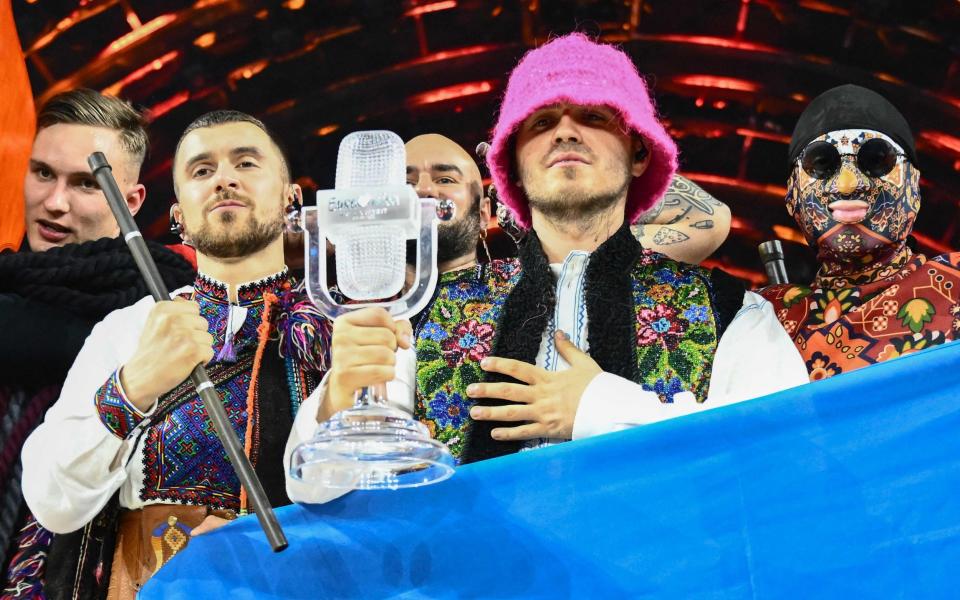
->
[302,130,455,319]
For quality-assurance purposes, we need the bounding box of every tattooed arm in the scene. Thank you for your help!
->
[631,175,731,264]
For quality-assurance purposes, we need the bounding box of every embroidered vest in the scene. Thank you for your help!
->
[413,260,520,461]
[413,231,738,463]
[137,274,326,510]
[759,252,960,380]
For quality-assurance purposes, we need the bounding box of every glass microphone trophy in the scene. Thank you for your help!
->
[289,130,456,490]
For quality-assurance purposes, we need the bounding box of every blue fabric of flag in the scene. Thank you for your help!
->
[143,341,960,599]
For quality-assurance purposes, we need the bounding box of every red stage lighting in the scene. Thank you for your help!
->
[683,172,786,197]
[404,1,457,18]
[147,90,190,120]
[102,50,179,95]
[673,75,760,93]
[735,128,791,144]
[315,124,340,137]
[100,14,176,57]
[653,34,777,53]
[918,131,960,155]
[407,80,493,107]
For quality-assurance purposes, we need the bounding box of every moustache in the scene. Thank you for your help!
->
[206,189,252,211]
[544,141,594,165]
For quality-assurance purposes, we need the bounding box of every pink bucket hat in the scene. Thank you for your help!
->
[487,33,678,229]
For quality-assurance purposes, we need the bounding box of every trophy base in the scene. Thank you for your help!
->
[289,405,455,490]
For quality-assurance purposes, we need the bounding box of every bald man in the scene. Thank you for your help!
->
[405,134,491,275]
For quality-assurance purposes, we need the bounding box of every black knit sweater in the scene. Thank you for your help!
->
[0,236,194,580]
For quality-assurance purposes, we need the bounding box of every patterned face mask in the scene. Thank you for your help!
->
[786,128,921,274]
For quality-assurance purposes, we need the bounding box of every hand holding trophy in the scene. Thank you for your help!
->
[289,130,455,490]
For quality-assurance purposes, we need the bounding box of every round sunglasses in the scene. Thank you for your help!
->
[798,137,905,180]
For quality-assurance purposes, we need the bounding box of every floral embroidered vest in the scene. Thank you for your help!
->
[759,252,960,381]
[413,247,735,463]
[413,260,519,461]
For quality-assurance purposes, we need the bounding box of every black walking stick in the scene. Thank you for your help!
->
[88,152,288,552]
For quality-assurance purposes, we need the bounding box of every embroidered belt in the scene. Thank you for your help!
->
[105,504,237,600]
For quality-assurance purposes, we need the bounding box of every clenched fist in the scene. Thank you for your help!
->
[120,298,214,412]
[322,307,412,421]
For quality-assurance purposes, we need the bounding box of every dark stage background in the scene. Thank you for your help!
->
[13,0,960,283]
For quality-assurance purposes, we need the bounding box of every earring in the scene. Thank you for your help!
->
[169,213,182,237]
[284,196,302,234]
[479,228,492,263]
[169,207,191,245]
[475,141,491,160]
[496,202,526,247]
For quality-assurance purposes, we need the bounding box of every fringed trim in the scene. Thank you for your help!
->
[275,298,331,373]
[214,305,238,363]
[240,292,276,515]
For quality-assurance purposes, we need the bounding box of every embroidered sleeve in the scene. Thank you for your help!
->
[94,369,151,439]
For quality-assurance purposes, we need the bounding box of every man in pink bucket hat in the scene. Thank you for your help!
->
[291,34,808,476]
[486,34,677,231]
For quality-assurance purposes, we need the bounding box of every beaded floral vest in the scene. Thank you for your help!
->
[759,252,960,381]
[413,224,742,464]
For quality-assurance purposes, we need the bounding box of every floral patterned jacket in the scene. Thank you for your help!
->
[760,252,960,380]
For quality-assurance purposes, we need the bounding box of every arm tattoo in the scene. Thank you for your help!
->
[652,227,690,245]
[638,197,666,224]
[660,175,723,218]
[666,206,692,224]
[691,220,714,229]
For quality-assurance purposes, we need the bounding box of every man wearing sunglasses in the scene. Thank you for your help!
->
[759,84,960,380]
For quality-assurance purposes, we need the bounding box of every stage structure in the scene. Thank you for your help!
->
[9,0,960,279]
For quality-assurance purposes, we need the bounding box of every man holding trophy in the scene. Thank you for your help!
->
[286,33,808,485]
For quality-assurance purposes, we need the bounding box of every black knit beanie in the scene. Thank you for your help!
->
[788,84,917,167]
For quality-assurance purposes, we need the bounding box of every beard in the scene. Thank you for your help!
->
[520,150,631,226]
[526,184,626,224]
[185,191,284,260]
[437,208,482,263]
[406,192,483,267]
